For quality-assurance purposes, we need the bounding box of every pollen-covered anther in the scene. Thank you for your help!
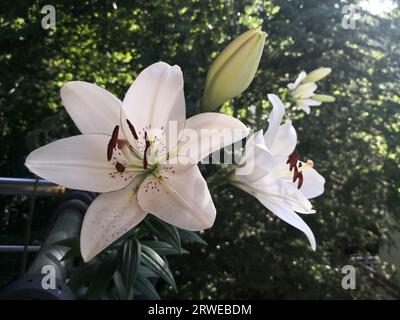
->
[306,159,314,168]
[115,162,126,173]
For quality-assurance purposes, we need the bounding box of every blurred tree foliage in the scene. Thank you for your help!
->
[1,0,400,298]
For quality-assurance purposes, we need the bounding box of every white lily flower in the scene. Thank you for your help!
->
[287,68,335,114]
[231,94,325,250]
[25,62,249,261]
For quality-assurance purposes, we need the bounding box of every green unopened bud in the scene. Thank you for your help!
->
[312,94,335,102]
[303,67,332,84]
[201,29,266,111]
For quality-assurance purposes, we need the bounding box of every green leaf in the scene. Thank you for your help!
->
[138,265,158,278]
[67,262,98,291]
[144,216,181,252]
[112,271,127,300]
[120,238,141,299]
[141,244,177,291]
[87,251,120,300]
[178,229,207,245]
[134,274,160,300]
[141,240,189,255]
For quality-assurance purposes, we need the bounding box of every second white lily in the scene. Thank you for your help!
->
[230,94,325,250]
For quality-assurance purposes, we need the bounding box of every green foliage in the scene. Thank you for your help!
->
[0,0,400,299]
[52,217,199,300]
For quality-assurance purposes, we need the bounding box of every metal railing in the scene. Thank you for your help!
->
[0,177,65,196]
[0,177,66,254]
[0,177,90,299]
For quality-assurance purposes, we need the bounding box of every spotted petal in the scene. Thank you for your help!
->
[121,62,186,155]
[25,134,136,192]
[137,162,216,231]
[80,178,147,262]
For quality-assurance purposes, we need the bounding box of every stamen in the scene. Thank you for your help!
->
[293,166,299,183]
[287,151,299,171]
[143,132,151,170]
[126,119,138,140]
[107,125,119,161]
[115,162,125,173]
[297,173,304,189]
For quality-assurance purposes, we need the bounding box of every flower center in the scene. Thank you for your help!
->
[106,123,169,180]
[285,150,314,189]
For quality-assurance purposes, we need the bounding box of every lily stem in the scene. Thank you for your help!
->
[20,175,39,275]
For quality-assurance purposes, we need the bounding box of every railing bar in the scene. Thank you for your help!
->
[0,245,41,253]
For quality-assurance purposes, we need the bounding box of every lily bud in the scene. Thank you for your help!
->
[302,67,332,84]
[312,94,335,102]
[201,28,266,111]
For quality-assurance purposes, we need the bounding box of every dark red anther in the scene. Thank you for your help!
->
[143,132,150,170]
[293,166,299,183]
[115,162,125,173]
[297,172,304,189]
[287,150,299,171]
[107,125,119,161]
[126,119,138,140]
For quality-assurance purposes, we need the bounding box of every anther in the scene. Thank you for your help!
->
[143,132,151,170]
[287,150,299,171]
[126,119,138,140]
[293,166,299,183]
[297,173,304,189]
[107,125,119,161]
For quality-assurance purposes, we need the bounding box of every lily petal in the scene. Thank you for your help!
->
[268,121,297,158]
[60,81,121,135]
[80,178,147,262]
[292,71,307,90]
[298,166,325,199]
[264,94,285,149]
[249,173,314,214]
[297,101,311,114]
[292,83,317,99]
[137,163,216,231]
[257,197,316,250]
[25,134,136,192]
[234,131,274,183]
[178,112,249,163]
[121,62,186,153]
[303,98,322,106]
